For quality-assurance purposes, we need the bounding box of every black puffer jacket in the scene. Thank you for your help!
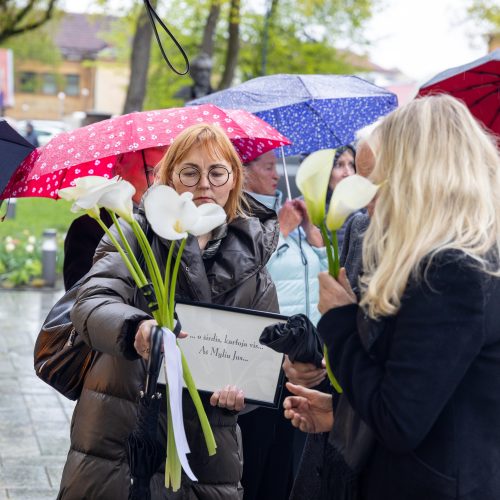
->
[58,196,279,500]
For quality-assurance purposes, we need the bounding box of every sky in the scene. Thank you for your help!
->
[62,0,490,84]
[363,0,489,83]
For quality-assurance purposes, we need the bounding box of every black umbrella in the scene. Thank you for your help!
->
[127,325,165,500]
[0,119,35,197]
[260,313,323,368]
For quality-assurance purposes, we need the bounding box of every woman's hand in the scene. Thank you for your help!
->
[283,382,334,433]
[134,320,188,360]
[282,355,327,388]
[210,385,245,412]
[318,268,357,315]
[293,199,323,247]
[134,319,157,360]
[278,201,302,238]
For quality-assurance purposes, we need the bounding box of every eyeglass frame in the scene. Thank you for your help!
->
[175,165,233,187]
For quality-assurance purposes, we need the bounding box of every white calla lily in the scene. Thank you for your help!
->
[326,174,380,231]
[58,175,136,222]
[296,149,335,226]
[189,202,226,236]
[93,181,135,223]
[58,176,113,201]
[144,186,200,240]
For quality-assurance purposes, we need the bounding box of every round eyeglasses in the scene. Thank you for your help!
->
[177,166,232,187]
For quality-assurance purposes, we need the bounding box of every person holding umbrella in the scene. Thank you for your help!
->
[284,95,500,500]
[57,124,280,499]
[62,147,166,290]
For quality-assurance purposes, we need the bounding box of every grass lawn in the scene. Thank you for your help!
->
[0,197,78,239]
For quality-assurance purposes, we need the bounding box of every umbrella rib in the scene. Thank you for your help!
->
[444,78,500,94]
[487,106,500,129]
[469,69,500,78]
[0,137,34,149]
[469,87,500,109]
[304,101,343,146]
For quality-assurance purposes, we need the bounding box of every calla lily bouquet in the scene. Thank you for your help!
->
[296,150,380,392]
[59,176,223,491]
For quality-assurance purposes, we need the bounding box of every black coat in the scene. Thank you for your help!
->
[63,209,112,290]
[58,197,280,500]
[318,251,500,500]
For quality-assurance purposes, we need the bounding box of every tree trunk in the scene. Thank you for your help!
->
[217,0,240,90]
[260,0,279,76]
[122,0,157,114]
[199,0,221,57]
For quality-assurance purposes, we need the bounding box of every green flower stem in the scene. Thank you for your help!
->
[323,345,343,394]
[331,230,340,278]
[320,222,336,278]
[130,219,165,308]
[181,349,217,456]
[91,214,145,287]
[162,241,176,325]
[318,223,342,393]
[165,391,182,491]
[107,211,148,286]
[168,238,186,330]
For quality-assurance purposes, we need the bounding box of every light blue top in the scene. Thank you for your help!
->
[247,190,328,326]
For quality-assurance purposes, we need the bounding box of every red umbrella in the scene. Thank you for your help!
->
[2,104,291,199]
[418,49,500,136]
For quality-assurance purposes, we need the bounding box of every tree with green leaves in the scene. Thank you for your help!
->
[117,0,378,109]
[468,0,500,30]
[0,0,58,44]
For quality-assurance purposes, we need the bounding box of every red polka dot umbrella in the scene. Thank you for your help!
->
[1,104,290,200]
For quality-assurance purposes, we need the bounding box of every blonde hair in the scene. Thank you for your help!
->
[156,123,247,221]
[360,94,500,318]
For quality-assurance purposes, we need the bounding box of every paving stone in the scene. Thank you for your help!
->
[6,489,58,500]
[0,464,50,489]
[0,289,70,492]
[46,464,65,489]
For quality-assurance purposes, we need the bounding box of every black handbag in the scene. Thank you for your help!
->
[33,281,97,400]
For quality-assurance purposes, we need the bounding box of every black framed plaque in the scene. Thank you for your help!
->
[176,301,287,408]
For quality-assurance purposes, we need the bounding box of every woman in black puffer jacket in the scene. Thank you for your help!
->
[57,124,280,499]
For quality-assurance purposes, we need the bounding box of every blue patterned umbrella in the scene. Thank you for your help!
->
[188,74,398,155]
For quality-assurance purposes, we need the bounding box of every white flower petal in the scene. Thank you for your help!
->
[296,149,335,225]
[97,180,135,222]
[145,185,197,240]
[188,203,226,236]
[59,176,114,201]
[326,175,379,231]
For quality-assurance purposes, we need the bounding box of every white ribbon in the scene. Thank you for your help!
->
[162,326,197,481]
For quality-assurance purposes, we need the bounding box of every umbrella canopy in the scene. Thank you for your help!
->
[0,119,35,197]
[188,74,398,155]
[418,49,500,136]
[1,104,290,200]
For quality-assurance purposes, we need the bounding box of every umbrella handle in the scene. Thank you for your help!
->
[145,325,164,398]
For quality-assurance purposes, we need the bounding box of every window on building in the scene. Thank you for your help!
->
[42,73,58,95]
[18,72,37,93]
[65,74,80,96]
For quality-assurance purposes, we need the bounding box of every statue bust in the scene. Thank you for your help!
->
[175,53,214,102]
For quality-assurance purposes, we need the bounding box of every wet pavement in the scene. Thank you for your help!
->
[0,288,74,499]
